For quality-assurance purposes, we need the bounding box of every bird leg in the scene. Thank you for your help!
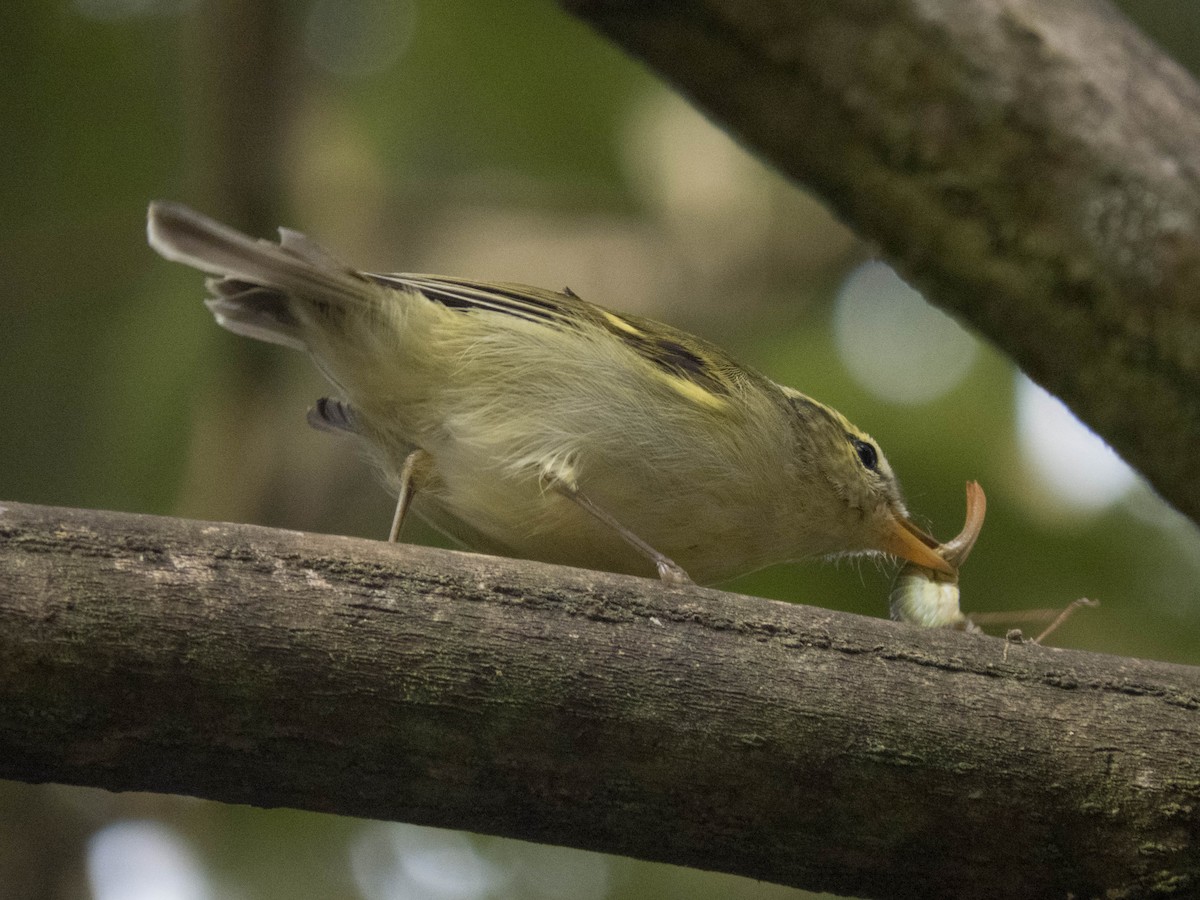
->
[388,449,433,543]
[547,475,693,586]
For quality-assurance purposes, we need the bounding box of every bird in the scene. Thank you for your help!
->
[147,201,953,586]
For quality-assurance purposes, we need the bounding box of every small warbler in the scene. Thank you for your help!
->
[148,201,952,586]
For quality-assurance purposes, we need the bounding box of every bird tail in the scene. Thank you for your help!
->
[147,201,375,352]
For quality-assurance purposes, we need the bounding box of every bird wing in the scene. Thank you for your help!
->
[366,273,747,403]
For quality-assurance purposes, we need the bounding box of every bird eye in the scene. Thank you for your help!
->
[852,438,879,472]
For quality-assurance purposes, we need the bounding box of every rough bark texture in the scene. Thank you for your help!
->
[563,0,1200,528]
[1,500,1197,900]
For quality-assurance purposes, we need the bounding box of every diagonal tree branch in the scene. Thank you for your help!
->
[562,0,1200,527]
[1,500,1197,900]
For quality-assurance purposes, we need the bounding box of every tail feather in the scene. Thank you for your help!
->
[147,201,374,349]
[204,281,306,351]
[278,227,353,272]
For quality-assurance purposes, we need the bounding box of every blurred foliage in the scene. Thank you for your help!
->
[2,0,1199,898]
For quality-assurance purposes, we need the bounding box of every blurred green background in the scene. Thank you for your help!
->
[3,1,1199,898]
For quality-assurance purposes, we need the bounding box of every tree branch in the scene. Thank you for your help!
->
[563,0,1200,528]
[1,500,1197,899]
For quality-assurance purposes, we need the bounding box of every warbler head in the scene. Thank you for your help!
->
[780,387,953,576]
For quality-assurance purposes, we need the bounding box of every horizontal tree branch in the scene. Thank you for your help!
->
[563,0,1200,528]
[1,500,1197,899]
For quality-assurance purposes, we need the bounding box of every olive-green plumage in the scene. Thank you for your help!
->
[148,201,950,585]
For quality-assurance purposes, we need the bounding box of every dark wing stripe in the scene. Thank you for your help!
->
[607,328,729,395]
[647,339,709,381]
[474,283,565,316]
[366,273,571,326]
[367,272,734,398]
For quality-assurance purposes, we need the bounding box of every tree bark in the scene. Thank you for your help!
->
[562,0,1200,529]
[1,500,1197,900]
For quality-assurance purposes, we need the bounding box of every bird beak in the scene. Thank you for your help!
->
[880,512,956,576]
